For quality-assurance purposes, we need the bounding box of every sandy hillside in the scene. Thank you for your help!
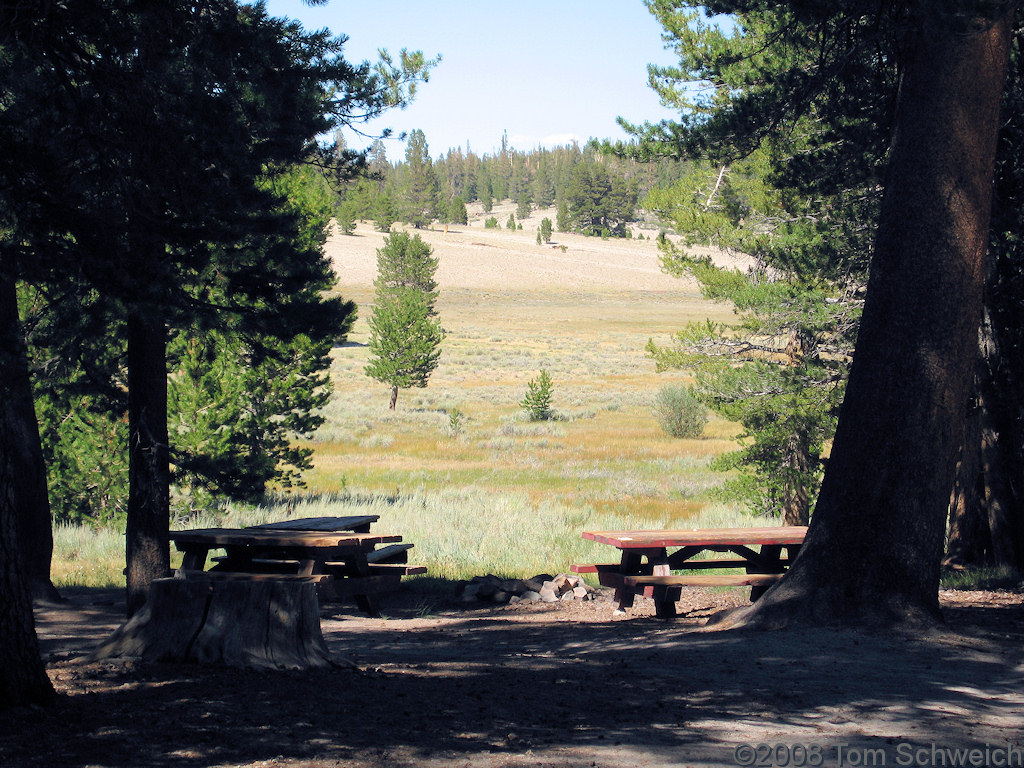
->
[326,203,753,292]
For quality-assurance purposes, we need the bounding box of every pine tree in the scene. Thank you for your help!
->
[520,369,554,421]
[556,199,570,232]
[365,233,443,409]
[516,188,532,221]
[449,195,468,225]
[565,162,637,236]
[373,231,439,301]
[402,129,438,228]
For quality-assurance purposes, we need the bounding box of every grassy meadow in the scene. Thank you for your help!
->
[53,210,764,590]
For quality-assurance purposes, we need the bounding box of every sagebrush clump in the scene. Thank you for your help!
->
[653,384,708,438]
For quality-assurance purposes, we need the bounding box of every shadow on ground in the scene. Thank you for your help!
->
[6,586,1024,768]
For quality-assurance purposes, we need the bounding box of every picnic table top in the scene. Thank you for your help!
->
[247,515,379,532]
[169,528,402,549]
[582,526,808,549]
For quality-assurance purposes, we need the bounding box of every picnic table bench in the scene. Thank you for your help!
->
[573,526,807,618]
[170,515,426,616]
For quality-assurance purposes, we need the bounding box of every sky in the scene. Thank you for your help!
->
[261,0,683,161]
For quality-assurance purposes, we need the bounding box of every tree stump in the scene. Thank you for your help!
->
[89,576,334,670]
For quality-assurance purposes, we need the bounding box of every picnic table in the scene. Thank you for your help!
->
[572,526,807,618]
[170,515,425,616]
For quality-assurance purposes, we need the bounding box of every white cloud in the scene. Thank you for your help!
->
[541,133,584,147]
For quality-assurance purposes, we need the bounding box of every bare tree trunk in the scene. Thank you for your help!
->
[945,301,1023,569]
[0,338,56,708]
[126,312,171,618]
[945,391,990,567]
[974,299,1022,566]
[389,385,398,410]
[0,275,59,602]
[718,10,1012,629]
[782,430,811,527]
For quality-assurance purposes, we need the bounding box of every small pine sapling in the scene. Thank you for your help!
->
[520,369,554,421]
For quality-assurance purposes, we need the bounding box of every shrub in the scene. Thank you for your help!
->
[653,384,708,438]
[520,369,554,421]
[484,216,498,229]
[446,407,465,437]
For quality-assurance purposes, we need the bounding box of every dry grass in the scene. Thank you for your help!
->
[293,214,755,578]
[52,212,759,587]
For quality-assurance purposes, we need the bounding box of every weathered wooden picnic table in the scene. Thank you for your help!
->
[170,515,425,616]
[572,526,807,618]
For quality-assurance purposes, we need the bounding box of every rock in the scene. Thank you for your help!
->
[539,586,559,603]
[520,590,542,602]
[492,591,510,604]
[474,581,498,600]
[572,586,590,599]
[514,578,543,594]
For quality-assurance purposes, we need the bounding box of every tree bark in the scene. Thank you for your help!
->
[945,383,990,567]
[945,245,1024,569]
[782,430,811,527]
[0,275,59,602]
[717,10,1012,628]
[126,312,171,618]
[0,335,56,708]
[91,577,335,670]
[975,302,1020,566]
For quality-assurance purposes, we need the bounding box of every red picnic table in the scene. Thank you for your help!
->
[573,526,808,618]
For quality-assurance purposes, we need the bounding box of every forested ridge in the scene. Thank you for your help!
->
[335,131,691,237]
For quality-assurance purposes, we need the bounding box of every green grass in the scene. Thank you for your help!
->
[940,564,1023,591]
[52,524,127,588]
[56,492,755,590]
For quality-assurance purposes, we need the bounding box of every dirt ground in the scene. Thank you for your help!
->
[5,585,1024,768]
[325,207,754,296]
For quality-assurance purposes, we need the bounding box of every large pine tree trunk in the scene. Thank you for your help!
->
[718,10,1012,629]
[0,276,59,602]
[0,336,56,708]
[126,312,171,618]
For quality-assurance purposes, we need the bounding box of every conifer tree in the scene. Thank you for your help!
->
[365,233,443,409]
[516,188,532,221]
[449,195,468,225]
[402,129,438,228]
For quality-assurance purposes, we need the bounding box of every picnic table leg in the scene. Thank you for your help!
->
[652,585,682,619]
[613,552,645,613]
[650,561,680,619]
[180,547,210,572]
[337,552,380,616]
